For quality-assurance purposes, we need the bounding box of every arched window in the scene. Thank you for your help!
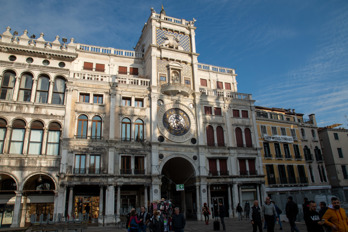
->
[206,125,214,146]
[314,146,322,161]
[28,121,44,155]
[52,77,66,105]
[47,122,61,155]
[9,119,26,154]
[304,146,311,160]
[0,119,7,153]
[91,116,102,139]
[0,70,16,100]
[18,72,33,102]
[77,115,88,138]
[216,126,224,146]
[134,119,144,142]
[122,118,131,141]
[235,127,243,147]
[35,75,50,103]
[245,128,252,147]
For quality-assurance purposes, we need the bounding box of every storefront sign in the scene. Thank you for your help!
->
[264,135,293,143]
[176,184,184,191]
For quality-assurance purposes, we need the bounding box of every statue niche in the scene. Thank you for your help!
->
[171,71,180,84]
[161,34,183,50]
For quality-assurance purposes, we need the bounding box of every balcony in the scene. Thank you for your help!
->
[199,88,252,101]
[161,83,193,96]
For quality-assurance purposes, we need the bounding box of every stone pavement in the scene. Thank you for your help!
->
[85,218,308,232]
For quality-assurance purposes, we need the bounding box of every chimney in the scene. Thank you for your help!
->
[309,114,317,126]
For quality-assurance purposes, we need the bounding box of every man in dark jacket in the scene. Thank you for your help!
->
[286,196,300,232]
[172,207,185,232]
[304,201,324,232]
[250,200,262,232]
[219,202,226,231]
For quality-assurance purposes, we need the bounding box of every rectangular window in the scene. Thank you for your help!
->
[74,154,86,174]
[135,98,143,107]
[209,159,217,176]
[121,156,131,174]
[312,130,316,139]
[219,159,228,175]
[89,155,101,174]
[239,159,247,175]
[256,111,268,118]
[233,109,240,118]
[214,107,222,116]
[95,63,105,72]
[293,144,301,159]
[275,143,282,158]
[342,166,348,179]
[130,67,138,75]
[216,81,223,89]
[225,83,231,90]
[122,97,131,106]
[204,106,212,115]
[0,127,6,154]
[291,129,297,139]
[264,142,271,157]
[334,133,339,140]
[297,165,307,183]
[200,78,207,87]
[93,94,103,104]
[118,66,127,74]
[242,110,248,118]
[79,93,90,103]
[9,129,25,154]
[83,62,93,71]
[284,144,291,158]
[160,75,167,82]
[266,165,276,185]
[135,156,145,174]
[46,130,60,155]
[248,159,256,175]
[281,128,287,136]
[287,165,296,184]
[261,125,267,136]
[184,78,191,85]
[271,127,278,135]
[338,148,343,158]
[28,130,43,155]
[278,165,287,184]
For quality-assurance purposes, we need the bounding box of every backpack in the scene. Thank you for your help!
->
[130,217,138,228]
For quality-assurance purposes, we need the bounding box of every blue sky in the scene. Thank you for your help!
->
[1,0,347,127]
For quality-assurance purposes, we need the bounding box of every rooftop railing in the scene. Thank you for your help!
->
[199,88,252,100]
[197,63,235,75]
[77,43,143,58]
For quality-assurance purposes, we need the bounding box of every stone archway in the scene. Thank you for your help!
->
[0,174,17,228]
[161,157,197,219]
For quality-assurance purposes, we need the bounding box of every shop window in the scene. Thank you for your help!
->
[28,121,44,155]
[35,75,50,103]
[93,94,103,104]
[130,67,138,75]
[216,81,223,89]
[200,78,207,87]
[135,99,143,107]
[135,156,145,174]
[233,110,240,118]
[225,83,231,90]
[245,128,252,147]
[119,66,127,75]
[134,119,144,142]
[9,119,26,154]
[121,156,131,174]
[89,155,101,174]
[216,126,224,147]
[122,97,131,106]
[242,110,248,118]
[91,116,102,139]
[52,77,66,105]
[0,70,16,100]
[18,72,33,102]
[83,62,93,71]
[95,63,105,72]
[235,127,243,147]
[77,115,88,139]
[74,154,86,174]
[46,122,61,155]
[214,107,222,116]
[204,106,212,115]
[206,125,214,146]
[0,119,7,154]
[121,118,131,141]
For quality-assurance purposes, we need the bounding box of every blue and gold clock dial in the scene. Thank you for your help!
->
[163,108,190,136]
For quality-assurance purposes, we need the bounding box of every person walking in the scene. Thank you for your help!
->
[285,196,300,232]
[319,202,328,219]
[250,200,262,232]
[127,208,141,232]
[244,201,250,220]
[236,203,243,221]
[149,210,164,232]
[322,197,348,232]
[218,201,226,231]
[272,200,283,230]
[304,201,324,232]
[172,207,186,232]
[202,202,210,225]
[303,197,310,230]
[138,206,150,232]
[262,197,277,232]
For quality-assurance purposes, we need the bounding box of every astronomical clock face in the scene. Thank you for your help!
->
[163,108,190,136]
[157,103,196,143]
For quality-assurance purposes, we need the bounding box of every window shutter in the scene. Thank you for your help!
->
[239,159,246,175]
[217,81,223,89]
[248,159,256,175]
[119,66,127,74]
[245,128,252,147]
[83,62,93,71]
[130,67,138,75]
[225,83,231,90]
[95,63,105,72]
[219,159,227,175]
[216,126,225,146]
[242,110,249,118]
[233,110,240,117]
[235,127,243,147]
[200,78,207,87]
[204,106,212,115]
[209,159,217,175]
[206,125,215,146]
[214,107,222,116]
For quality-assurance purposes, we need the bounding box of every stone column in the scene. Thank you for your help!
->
[56,185,67,218]
[108,148,115,174]
[68,187,74,218]
[30,79,38,103]
[98,186,104,225]
[12,76,20,101]
[256,185,261,203]
[53,190,58,221]
[22,126,30,154]
[47,80,54,104]
[20,195,27,227]
[196,184,201,220]
[41,127,48,155]
[3,126,11,154]
[116,185,121,223]
[228,185,233,218]
[109,92,116,139]
[11,191,22,227]
[105,185,116,225]
[232,184,239,217]
[200,183,208,213]
[144,186,148,211]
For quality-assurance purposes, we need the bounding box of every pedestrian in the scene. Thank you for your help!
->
[218,201,226,231]
[303,197,310,230]
[202,202,210,225]
[271,200,283,230]
[285,196,300,232]
[322,197,348,232]
[172,207,186,232]
[244,201,250,220]
[319,202,328,219]
[304,201,324,232]
[262,197,277,232]
[250,200,262,232]
[149,210,164,232]
[138,206,150,232]
[84,204,90,221]
[236,203,243,221]
[127,208,141,232]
